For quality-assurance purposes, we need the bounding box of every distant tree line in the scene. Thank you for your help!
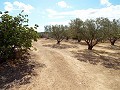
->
[44,18,120,50]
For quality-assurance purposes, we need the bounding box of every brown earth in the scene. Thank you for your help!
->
[1,39,120,90]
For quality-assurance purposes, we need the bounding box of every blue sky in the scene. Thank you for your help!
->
[0,0,120,32]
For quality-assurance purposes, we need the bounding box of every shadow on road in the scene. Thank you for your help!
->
[73,49,120,70]
[0,53,46,89]
[97,44,120,50]
[43,44,77,49]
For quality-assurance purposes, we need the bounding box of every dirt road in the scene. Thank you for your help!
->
[13,39,120,90]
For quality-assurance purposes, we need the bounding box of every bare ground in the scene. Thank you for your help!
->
[0,39,120,90]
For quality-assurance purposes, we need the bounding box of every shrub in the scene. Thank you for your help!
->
[0,11,39,63]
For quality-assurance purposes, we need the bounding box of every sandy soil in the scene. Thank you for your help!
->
[9,39,120,90]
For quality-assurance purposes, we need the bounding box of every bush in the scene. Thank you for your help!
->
[0,11,39,63]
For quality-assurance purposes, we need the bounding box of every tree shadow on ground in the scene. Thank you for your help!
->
[72,49,120,70]
[67,40,87,45]
[43,44,77,49]
[97,44,120,50]
[104,45,120,50]
[0,53,46,89]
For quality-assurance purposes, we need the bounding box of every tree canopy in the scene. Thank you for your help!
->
[99,18,120,45]
[69,18,83,42]
[44,25,67,44]
[44,17,120,50]
[0,11,39,62]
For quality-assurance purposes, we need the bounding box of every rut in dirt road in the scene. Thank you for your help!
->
[30,40,120,90]
[29,42,87,90]
[6,39,120,90]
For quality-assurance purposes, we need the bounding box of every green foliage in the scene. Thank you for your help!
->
[68,17,120,49]
[80,19,103,50]
[44,25,66,44]
[98,17,120,45]
[69,18,83,42]
[68,18,103,50]
[0,11,39,62]
[63,26,71,40]
[44,17,120,50]
[82,19,102,40]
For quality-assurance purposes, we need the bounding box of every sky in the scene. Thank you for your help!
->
[0,0,120,32]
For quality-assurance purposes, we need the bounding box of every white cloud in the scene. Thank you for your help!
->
[13,1,34,13]
[36,25,44,32]
[48,21,69,25]
[46,9,57,14]
[46,9,65,19]
[57,1,71,8]
[4,1,34,13]
[46,5,120,20]
[0,18,2,22]
[100,0,112,6]
[4,2,13,11]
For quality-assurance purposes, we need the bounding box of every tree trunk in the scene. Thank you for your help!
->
[57,41,60,44]
[78,39,81,43]
[110,40,116,45]
[66,37,69,40]
[111,41,115,45]
[88,45,93,50]
[11,46,16,59]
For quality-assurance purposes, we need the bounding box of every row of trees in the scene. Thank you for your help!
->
[44,18,120,50]
[0,11,39,63]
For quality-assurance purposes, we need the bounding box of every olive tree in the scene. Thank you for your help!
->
[44,25,66,44]
[81,19,103,50]
[64,26,72,40]
[69,18,83,42]
[99,18,120,45]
